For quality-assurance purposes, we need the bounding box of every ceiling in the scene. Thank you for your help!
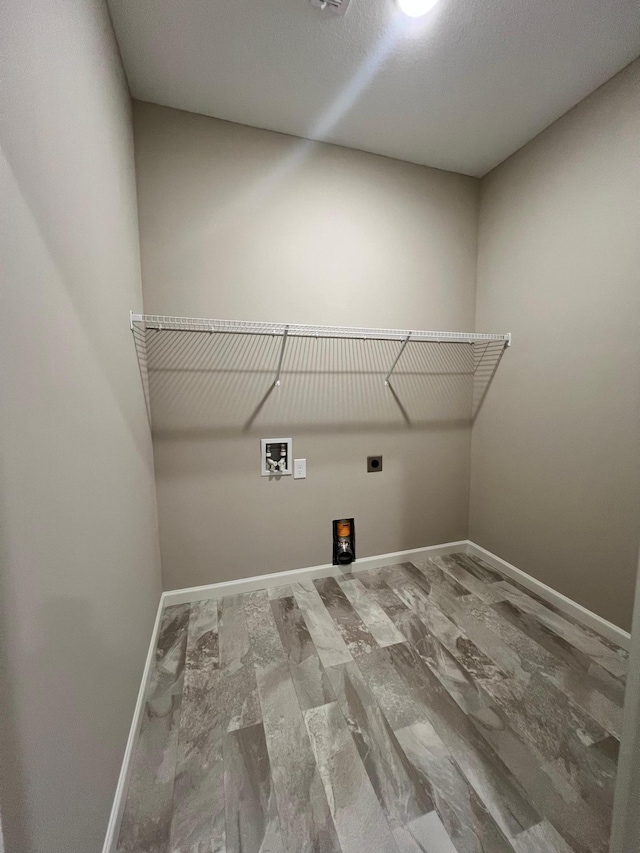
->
[107,0,640,177]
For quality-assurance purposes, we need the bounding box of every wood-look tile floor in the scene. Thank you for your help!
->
[116,553,628,853]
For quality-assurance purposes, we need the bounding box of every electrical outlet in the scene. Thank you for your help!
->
[294,458,306,479]
[367,455,383,472]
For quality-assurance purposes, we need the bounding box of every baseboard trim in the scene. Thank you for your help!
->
[161,538,630,649]
[161,541,469,606]
[465,541,630,650]
[101,595,165,853]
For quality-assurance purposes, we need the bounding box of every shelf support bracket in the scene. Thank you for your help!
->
[274,326,290,387]
[384,334,411,387]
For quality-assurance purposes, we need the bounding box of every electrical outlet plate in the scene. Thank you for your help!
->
[261,438,292,476]
[294,458,306,479]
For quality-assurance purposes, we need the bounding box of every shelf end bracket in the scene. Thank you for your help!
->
[130,311,144,330]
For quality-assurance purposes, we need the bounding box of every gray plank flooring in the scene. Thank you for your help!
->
[116,552,627,853]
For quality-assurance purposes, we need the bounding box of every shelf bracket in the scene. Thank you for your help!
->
[384,334,411,387]
[274,326,290,387]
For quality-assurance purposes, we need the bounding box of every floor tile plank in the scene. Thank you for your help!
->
[219,594,262,732]
[392,811,459,853]
[117,604,190,853]
[313,576,379,656]
[271,594,336,710]
[224,721,285,853]
[304,701,400,853]
[464,553,626,657]
[357,566,415,618]
[447,552,505,584]
[170,600,226,853]
[433,555,509,604]
[511,820,576,853]
[395,720,515,853]
[357,568,490,715]
[477,669,616,815]
[268,583,294,599]
[185,598,219,671]
[401,561,473,613]
[292,580,353,668]
[423,584,624,739]
[388,577,506,685]
[493,583,628,678]
[358,568,498,715]
[245,590,342,853]
[490,599,624,736]
[469,702,610,853]
[336,575,406,647]
[356,643,542,843]
[326,661,434,830]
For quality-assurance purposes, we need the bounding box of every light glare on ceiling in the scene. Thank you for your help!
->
[397,0,439,17]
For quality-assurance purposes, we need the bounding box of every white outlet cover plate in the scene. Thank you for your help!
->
[294,458,306,479]
[261,437,292,476]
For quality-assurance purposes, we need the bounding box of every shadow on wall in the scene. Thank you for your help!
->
[135,330,506,439]
[0,587,134,853]
[0,501,28,853]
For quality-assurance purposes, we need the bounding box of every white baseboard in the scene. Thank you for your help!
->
[102,595,165,853]
[162,538,630,650]
[161,541,468,606]
[465,541,631,651]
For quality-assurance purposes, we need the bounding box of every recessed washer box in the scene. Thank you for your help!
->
[261,437,293,476]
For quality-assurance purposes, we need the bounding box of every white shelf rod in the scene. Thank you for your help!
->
[130,313,510,346]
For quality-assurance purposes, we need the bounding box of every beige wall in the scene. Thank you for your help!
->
[0,2,162,851]
[133,102,480,590]
[471,59,640,631]
[1,8,637,850]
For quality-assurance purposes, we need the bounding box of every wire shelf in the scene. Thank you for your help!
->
[130,312,511,425]
[130,313,511,346]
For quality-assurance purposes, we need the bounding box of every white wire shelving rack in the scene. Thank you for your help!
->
[130,312,511,391]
